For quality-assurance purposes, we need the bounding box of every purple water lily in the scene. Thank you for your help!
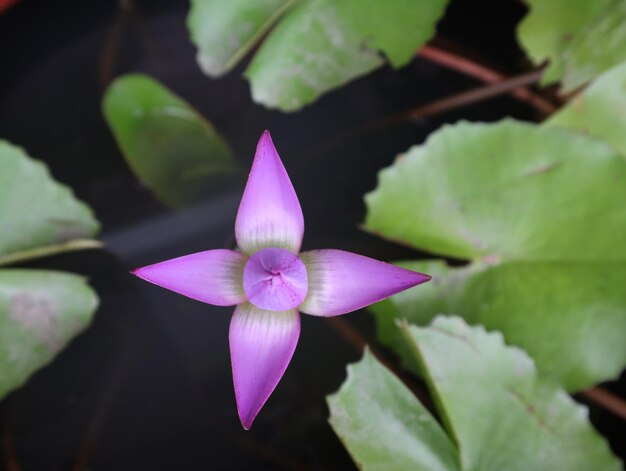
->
[132,131,430,429]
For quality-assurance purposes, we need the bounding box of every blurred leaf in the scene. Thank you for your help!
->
[0,270,98,399]
[0,141,100,399]
[0,141,99,259]
[102,74,237,207]
[327,349,460,471]
[189,0,449,111]
[547,60,626,158]
[518,0,626,91]
[365,120,626,390]
[187,0,294,77]
[401,316,620,471]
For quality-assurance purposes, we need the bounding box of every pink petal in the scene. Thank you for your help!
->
[132,249,247,306]
[229,304,300,429]
[299,250,431,317]
[235,131,304,255]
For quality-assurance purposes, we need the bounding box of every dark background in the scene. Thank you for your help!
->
[0,0,623,469]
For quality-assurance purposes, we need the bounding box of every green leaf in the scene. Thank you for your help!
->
[402,317,621,471]
[365,120,626,390]
[518,0,626,91]
[373,260,626,391]
[327,349,460,471]
[0,270,98,399]
[102,74,237,207]
[370,260,482,376]
[365,120,626,262]
[0,142,100,399]
[187,0,295,77]
[328,319,620,470]
[547,60,626,158]
[0,141,99,259]
[188,0,449,111]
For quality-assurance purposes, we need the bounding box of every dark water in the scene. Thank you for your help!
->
[0,0,623,469]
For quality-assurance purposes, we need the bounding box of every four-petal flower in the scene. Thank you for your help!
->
[132,131,430,429]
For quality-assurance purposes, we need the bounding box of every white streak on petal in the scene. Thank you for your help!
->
[132,249,247,306]
[229,304,300,429]
[299,249,431,317]
[235,131,304,255]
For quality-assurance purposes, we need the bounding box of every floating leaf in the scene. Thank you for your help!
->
[370,260,480,376]
[372,260,626,391]
[102,74,237,207]
[365,120,626,390]
[187,0,294,77]
[366,120,626,262]
[547,61,626,158]
[327,349,460,471]
[401,316,620,471]
[0,270,98,399]
[517,0,626,91]
[188,0,449,111]
[0,141,100,400]
[0,141,99,259]
[328,319,619,470]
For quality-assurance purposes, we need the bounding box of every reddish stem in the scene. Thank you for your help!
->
[2,399,22,471]
[326,317,433,407]
[368,68,546,130]
[418,44,557,116]
[581,387,626,421]
[0,0,19,15]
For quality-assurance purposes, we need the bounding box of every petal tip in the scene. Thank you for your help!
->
[130,265,155,282]
[238,411,255,430]
[256,130,277,157]
[400,268,432,289]
[413,271,432,285]
[233,385,259,431]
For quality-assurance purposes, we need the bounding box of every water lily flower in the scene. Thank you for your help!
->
[132,131,430,429]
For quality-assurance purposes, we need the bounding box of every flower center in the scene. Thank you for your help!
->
[242,248,308,311]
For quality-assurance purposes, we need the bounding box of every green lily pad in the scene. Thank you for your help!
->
[0,141,99,261]
[372,259,626,391]
[371,260,482,377]
[365,120,626,262]
[547,61,626,159]
[365,120,626,390]
[187,0,294,77]
[518,0,626,91]
[328,319,619,471]
[327,349,460,471]
[401,316,620,471]
[188,0,449,111]
[0,270,98,398]
[0,141,100,400]
[102,74,237,208]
